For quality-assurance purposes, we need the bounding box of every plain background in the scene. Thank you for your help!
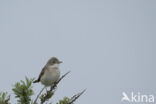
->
[0,0,156,103]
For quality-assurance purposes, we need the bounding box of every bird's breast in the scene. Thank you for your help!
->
[40,67,60,86]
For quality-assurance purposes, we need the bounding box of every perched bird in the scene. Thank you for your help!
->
[33,57,62,86]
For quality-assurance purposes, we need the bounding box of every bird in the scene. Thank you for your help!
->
[33,57,62,86]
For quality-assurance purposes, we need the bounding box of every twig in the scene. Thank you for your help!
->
[33,86,46,104]
[50,71,71,91]
[69,89,86,104]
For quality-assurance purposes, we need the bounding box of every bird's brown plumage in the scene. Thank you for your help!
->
[33,66,47,83]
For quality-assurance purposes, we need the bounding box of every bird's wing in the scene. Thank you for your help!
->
[33,66,47,83]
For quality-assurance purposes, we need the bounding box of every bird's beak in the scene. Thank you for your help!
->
[59,61,63,64]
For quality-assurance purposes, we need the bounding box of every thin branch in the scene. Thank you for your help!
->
[50,71,71,91]
[69,89,86,104]
[33,86,46,104]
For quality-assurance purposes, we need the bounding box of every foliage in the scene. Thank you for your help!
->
[0,73,85,104]
[40,90,54,104]
[12,77,34,104]
[56,97,70,104]
[0,92,10,104]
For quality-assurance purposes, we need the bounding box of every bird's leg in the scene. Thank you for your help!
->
[50,82,57,91]
[52,81,58,89]
[53,81,57,86]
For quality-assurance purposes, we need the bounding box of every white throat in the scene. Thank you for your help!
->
[49,64,59,68]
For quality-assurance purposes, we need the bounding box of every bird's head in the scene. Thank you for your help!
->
[47,57,62,66]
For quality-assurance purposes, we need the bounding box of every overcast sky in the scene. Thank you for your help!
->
[0,0,156,104]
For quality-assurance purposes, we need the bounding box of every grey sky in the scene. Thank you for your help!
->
[0,0,156,104]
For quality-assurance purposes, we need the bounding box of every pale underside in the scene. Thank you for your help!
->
[40,65,60,86]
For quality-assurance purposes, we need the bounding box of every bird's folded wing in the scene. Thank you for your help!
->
[33,66,47,83]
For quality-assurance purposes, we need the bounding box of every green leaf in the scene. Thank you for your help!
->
[12,77,34,104]
[0,92,10,104]
[56,97,70,104]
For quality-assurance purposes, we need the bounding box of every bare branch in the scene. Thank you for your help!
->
[69,89,86,104]
[33,86,46,104]
[50,71,71,91]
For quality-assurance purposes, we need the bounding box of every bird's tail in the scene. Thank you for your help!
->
[33,79,39,83]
